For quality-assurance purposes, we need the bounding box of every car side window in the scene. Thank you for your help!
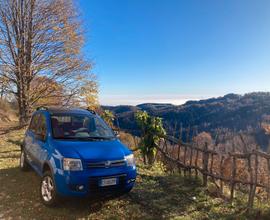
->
[29,114,40,134]
[36,114,47,139]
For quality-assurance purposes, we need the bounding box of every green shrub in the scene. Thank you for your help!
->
[135,111,166,165]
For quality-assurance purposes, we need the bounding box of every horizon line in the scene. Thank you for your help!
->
[99,91,270,106]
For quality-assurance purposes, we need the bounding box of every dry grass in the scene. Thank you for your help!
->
[1,128,270,219]
[0,99,17,125]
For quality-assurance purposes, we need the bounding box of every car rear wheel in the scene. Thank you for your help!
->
[40,171,59,206]
[20,149,30,171]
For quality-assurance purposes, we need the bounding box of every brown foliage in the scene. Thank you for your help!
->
[159,131,270,206]
[0,0,94,124]
[119,131,139,151]
[193,132,212,148]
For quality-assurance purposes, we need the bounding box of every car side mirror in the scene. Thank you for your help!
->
[36,133,46,142]
[114,130,120,138]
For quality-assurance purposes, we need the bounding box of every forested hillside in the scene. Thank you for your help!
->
[104,92,270,149]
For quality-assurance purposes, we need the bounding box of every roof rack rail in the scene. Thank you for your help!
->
[36,106,48,111]
[86,108,96,114]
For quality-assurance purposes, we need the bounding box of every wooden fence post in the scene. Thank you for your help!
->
[202,142,209,186]
[210,144,216,177]
[195,149,199,178]
[248,151,258,210]
[177,139,182,175]
[183,144,187,177]
[247,153,253,209]
[219,155,224,195]
[158,135,270,208]
[267,159,270,200]
[189,144,193,177]
[230,154,236,201]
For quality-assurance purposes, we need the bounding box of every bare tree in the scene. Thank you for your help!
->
[0,0,92,124]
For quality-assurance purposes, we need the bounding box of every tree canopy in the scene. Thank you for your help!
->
[0,0,97,124]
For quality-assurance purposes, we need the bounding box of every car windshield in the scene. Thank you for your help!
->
[51,114,115,140]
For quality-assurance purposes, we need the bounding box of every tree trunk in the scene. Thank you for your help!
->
[18,102,30,125]
[143,155,147,165]
[0,0,91,116]
[17,84,30,126]
[147,150,155,165]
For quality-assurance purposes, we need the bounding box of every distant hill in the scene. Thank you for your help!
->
[103,92,270,150]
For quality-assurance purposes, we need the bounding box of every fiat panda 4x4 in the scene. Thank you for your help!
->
[20,107,136,206]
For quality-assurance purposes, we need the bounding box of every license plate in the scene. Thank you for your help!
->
[99,178,117,187]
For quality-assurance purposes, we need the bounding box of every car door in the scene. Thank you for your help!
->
[34,113,49,171]
[24,113,40,167]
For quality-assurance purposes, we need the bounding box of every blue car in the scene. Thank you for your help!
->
[20,107,136,206]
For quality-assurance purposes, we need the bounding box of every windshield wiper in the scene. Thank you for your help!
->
[78,136,115,141]
[54,136,115,141]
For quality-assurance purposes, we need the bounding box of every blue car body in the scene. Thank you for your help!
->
[22,108,136,198]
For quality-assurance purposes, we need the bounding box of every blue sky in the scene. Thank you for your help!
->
[78,0,270,105]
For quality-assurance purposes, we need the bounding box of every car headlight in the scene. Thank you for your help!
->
[125,154,135,167]
[63,158,83,171]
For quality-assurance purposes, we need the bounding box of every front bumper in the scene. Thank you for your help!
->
[54,166,137,197]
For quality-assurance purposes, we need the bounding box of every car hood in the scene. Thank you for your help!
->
[52,139,131,161]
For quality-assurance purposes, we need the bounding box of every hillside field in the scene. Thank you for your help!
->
[1,128,270,219]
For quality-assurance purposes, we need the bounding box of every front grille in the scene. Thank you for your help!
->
[86,159,126,169]
[89,174,127,193]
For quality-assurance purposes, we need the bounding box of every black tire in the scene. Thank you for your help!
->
[19,149,30,171]
[40,171,60,207]
[124,187,133,194]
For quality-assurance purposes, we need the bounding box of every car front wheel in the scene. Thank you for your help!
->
[40,171,59,206]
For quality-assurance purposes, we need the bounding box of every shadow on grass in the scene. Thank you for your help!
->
[129,172,270,220]
[129,173,204,218]
[0,165,204,219]
[0,167,107,219]
[0,149,20,154]
[7,138,23,147]
[0,154,20,159]
[1,165,269,219]
[0,124,26,136]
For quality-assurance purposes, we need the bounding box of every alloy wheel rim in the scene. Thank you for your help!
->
[41,176,54,202]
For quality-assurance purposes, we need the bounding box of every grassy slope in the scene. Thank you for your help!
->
[1,129,270,220]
